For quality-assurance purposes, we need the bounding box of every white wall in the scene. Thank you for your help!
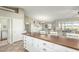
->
[0,8,25,43]
[12,18,24,42]
[12,9,25,43]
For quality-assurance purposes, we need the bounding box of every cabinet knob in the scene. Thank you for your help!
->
[43,48,47,51]
[43,43,46,45]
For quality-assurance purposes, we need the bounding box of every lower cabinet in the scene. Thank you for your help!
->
[23,35,33,51]
[31,38,40,52]
[23,35,78,52]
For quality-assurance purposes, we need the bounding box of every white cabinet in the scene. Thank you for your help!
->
[36,39,55,52]
[24,35,33,51]
[38,39,77,52]
[31,38,40,52]
[50,43,77,52]
[66,33,79,40]
[23,35,78,52]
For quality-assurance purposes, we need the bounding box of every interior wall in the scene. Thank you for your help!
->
[12,18,24,42]
[0,8,25,43]
[25,16,42,33]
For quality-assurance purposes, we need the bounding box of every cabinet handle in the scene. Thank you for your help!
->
[43,48,47,51]
[43,43,46,45]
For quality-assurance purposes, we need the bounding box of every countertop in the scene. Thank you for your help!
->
[23,32,79,50]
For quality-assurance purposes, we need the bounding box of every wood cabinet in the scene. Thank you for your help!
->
[23,35,78,52]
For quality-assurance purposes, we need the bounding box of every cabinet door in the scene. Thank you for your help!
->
[50,43,78,52]
[32,38,40,52]
[35,38,55,52]
[24,36,33,51]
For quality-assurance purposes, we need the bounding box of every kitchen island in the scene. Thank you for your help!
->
[23,32,79,52]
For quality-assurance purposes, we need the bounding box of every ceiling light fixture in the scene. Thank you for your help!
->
[34,16,49,21]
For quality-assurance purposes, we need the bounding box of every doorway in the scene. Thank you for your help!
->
[0,17,9,47]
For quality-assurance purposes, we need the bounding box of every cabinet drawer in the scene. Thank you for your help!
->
[34,38,77,52]
[50,43,78,52]
[40,47,55,52]
[36,38,54,49]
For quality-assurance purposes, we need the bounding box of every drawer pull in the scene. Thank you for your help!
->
[43,43,46,45]
[43,48,47,51]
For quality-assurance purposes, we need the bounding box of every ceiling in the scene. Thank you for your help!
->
[18,6,79,22]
